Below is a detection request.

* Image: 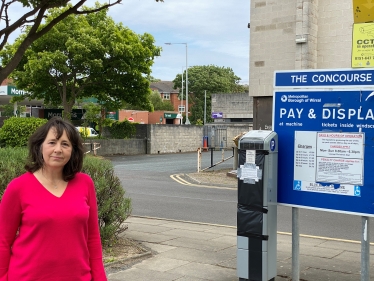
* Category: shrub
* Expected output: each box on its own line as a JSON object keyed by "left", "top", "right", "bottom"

{"left": 107, "top": 120, "right": 136, "bottom": 139}
{"left": 0, "top": 148, "right": 131, "bottom": 247}
{"left": 0, "top": 117, "right": 47, "bottom": 147}
{"left": 0, "top": 147, "right": 28, "bottom": 198}
{"left": 82, "top": 155, "right": 132, "bottom": 246}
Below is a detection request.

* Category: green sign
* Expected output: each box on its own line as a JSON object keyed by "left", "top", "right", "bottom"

{"left": 106, "top": 111, "right": 118, "bottom": 120}
{"left": 44, "top": 109, "right": 85, "bottom": 120}
{"left": 164, "top": 113, "right": 178, "bottom": 119}
{"left": 8, "top": 86, "right": 28, "bottom": 96}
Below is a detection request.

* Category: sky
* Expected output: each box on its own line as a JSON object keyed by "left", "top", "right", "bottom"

{"left": 4, "top": 0, "right": 250, "bottom": 84}
{"left": 95, "top": 0, "right": 250, "bottom": 84}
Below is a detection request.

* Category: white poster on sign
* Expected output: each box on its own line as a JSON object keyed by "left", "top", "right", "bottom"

{"left": 294, "top": 131, "right": 365, "bottom": 196}
{"left": 316, "top": 132, "right": 364, "bottom": 185}
{"left": 294, "top": 131, "right": 317, "bottom": 182}
{"left": 246, "top": 150, "right": 256, "bottom": 164}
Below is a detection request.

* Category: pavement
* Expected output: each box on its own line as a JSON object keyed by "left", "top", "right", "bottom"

{"left": 107, "top": 172, "right": 374, "bottom": 281}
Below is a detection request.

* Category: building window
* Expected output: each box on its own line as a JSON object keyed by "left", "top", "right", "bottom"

{"left": 178, "top": 105, "right": 185, "bottom": 112}
{"left": 162, "top": 93, "right": 170, "bottom": 100}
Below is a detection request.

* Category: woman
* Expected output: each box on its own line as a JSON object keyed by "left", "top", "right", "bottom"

{"left": 0, "top": 117, "right": 107, "bottom": 281}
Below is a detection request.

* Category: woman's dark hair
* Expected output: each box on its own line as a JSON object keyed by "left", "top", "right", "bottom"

{"left": 25, "top": 116, "right": 84, "bottom": 181}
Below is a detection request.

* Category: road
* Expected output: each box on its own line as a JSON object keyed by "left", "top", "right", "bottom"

{"left": 106, "top": 151, "right": 374, "bottom": 242}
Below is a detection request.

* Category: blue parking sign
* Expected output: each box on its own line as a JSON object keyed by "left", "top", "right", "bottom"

{"left": 274, "top": 69, "right": 374, "bottom": 216}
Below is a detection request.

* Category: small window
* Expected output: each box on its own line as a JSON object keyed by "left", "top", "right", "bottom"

{"left": 178, "top": 105, "right": 185, "bottom": 112}
{"left": 163, "top": 93, "right": 170, "bottom": 100}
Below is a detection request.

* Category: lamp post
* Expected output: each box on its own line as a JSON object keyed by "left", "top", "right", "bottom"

{"left": 181, "top": 66, "right": 184, "bottom": 124}
{"left": 165, "top": 42, "right": 190, "bottom": 124}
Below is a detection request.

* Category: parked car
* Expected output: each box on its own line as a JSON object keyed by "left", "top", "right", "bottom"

{"left": 76, "top": 126, "right": 99, "bottom": 137}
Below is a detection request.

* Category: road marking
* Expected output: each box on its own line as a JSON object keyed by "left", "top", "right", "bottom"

{"left": 170, "top": 174, "right": 237, "bottom": 190}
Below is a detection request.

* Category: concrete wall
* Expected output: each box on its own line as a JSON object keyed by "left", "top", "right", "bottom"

{"left": 227, "top": 125, "right": 252, "bottom": 146}
{"left": 84, "top": 139, "right": 146, "bottom": 156}
{"left": 250, "top": 0, "right": 298, "bottom": 98}
{"left": 85, "top": 124, "right": 253, "bottom": 156}
{"left": 250, "top": 0, "right": 353, "bottom": 98}
{"left": 249, "top": 0, "right": 353, "bottom": 129}
{"left": 147, "top": 124, "right": 203, "bottom": 154}
{"left": 211, "top": 93, "right": 253, "bottom": 120}
{"left": 317, "top": 1, "right": 352, "bottom": 68}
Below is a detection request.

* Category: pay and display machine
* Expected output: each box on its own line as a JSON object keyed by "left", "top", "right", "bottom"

{"left": 237, "top": 130, "right": 278, "bottom": 281}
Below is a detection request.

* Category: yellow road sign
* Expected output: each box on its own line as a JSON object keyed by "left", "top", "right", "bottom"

{"left": 353, "top": 0, "right": 374, "bottom": 23}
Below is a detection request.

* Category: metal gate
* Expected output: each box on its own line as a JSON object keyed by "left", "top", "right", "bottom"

{"left": 204, "top": 125, "right": 227, "bottom": 149}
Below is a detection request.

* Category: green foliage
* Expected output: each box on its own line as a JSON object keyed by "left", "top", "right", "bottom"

{"left": 2, "top": 4, "right": 161, "bottom": 120}
{"left": 0, "top": 147, "right": 28, "bottom": 198}
{"left": 82, "top": 103, "right": 113, "bottom": 137}
{"left": 0, "top": 117, "right": 47, "bottom": 147}
{"left": 0, "top": 0, "right": 127, "bottom": 84}
{"left": 0, "top": 104, "right": 26, "bottom": 117}
{"left": 149, "top": 90, "right": 175, "bottom": 111}
{"left": 82, "top": 155, "right": 131, "bottom": 246}
{"left": 146, "top": 74, "right": 161, "bottom": 82}
{"left": 0, "top": 148, "right": 131, "bottom": 247}
{"left": 107, "top": 120, "right": 136, "bottom": 139}
{"left": 173, "top": 65, "right": 246, "bottom": 124}
{"left": 195, "top": 119, "right": 203, "bottom": 126}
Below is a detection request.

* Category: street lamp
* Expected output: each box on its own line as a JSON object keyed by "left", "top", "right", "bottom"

{"left": 165, "top": 42, "right": 190, "bottom": 124}
{"left": 181, "top": 66, "right": 184, "bottom": 124}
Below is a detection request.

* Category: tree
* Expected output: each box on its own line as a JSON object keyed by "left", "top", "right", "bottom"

{"left": 82, "top": 102, "right": 113, "bottom": 137}
{"left": 0, "top": 0, "right": 163, "bottom": 83}
{"left": 0, "top": 103, "right": 26, "bottom": 117}
{"left": 173, "top": 65, "right": 247, "bottom": 124}
{"left": 1, "top": 4, "right": 161, "bottom": 120}
{"left": 149, "top": 90, "right": 175, "bottom": 111}
{"left": 146, "top": 74, "right": 161, "bottom": 82}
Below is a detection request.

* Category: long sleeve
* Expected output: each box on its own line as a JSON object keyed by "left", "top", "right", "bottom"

{"left": 0, "top": 182, "right": 22, "bottom": 281}
{"left": 87, "top": 178, "right": 107, "bottom": 281}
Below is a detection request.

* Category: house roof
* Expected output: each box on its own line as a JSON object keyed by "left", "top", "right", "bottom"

{"left": 150, "top": 81, "right": 179, "bottom": 93}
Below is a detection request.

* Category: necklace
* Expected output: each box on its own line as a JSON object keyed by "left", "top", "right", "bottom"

{"left": 41, "top": 170, "right": 58, "bottom": 189}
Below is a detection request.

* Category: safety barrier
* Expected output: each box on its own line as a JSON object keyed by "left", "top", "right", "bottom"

{"left": 197, "top": 147, "right": 235, "bottom": 172}
{"left": 83, "top": 142, "right": 101, "bottom": 156}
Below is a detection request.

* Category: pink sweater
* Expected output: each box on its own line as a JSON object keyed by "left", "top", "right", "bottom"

{"left": 0, "top": 172, "right": 107, "bottom": 281}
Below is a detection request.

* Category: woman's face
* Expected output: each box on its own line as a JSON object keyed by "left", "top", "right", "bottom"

{"left": 41, "top": 128, "right": 72, "bottom": 170}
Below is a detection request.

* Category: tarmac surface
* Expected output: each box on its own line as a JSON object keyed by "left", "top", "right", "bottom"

{"left": 107, "top": 172, "right": 374, "bottom": 281}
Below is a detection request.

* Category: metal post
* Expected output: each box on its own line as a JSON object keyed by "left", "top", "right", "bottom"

{"left": 185, "top": 43, "right": 190, "bottom": 124}
{"left": 233, "top": 147, "right": 238, "bottom": 170}
{"left": 210, "top": 147, "right": 214, "bottom": 168}
{"left": 181, "top": 67, "right": 184, "bottom": 124}
{"left": 361, "top": 216, "right": 370, "bottom": 281}
{"left": 197, "top": 147, "right": 201, "bottom": 172}
{"left": 164, "top": 42, "right": 189, "bottom": 124}
{"left": 204, "top": 90, "right": 206, "bottom": 125}
{"left": 292, "top": 207, "right": 300, "bottom": 281}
